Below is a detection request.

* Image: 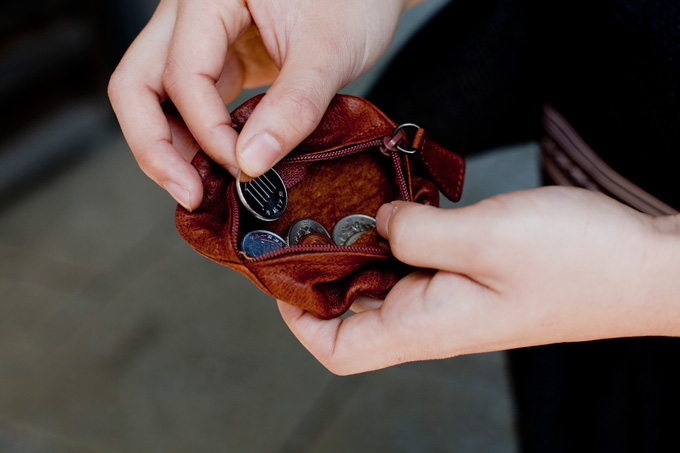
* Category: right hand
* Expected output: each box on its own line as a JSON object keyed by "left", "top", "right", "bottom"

{"left": 108, "top": 0, "right": 414, "bottom": 211}
{"left": 278, "top": 187, "right": 680, "bottom": 375}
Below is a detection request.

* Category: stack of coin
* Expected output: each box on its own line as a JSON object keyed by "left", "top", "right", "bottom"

{"left": 235, "top": 162, "right": 380, "bottom": 253}
{"left": 236, "top": 170, "right": 378, "bottom": 257}
{"left": 239, "top": 214, "right": 378, "bottom": 257}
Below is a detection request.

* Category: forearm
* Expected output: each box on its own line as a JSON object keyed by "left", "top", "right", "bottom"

{"left": 532, "top": 208, "right": 680, "bottom": 344}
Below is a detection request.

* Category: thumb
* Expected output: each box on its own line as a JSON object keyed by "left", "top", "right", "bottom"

{"left": 234, "top": 61, "right": 342, "bottom": 177}
{"left": 376, "top": 201, "right": 497, "bottom": 279}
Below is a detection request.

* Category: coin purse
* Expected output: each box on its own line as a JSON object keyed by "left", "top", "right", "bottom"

{"left": 175, "top": 94, "right": 465, "bottom": 319}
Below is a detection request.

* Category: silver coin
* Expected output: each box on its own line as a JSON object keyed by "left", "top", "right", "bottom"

{"left": 287, "top": 218, "right": 330, "bottom": 245}
{"left": 236, "top": 169, "right": 287, "bottom": 221}
{"left": 240, "top": 230, "right": 286, "bottom": 257}
{"left": 332, "top": 214, "right": 377, "bottom": 246}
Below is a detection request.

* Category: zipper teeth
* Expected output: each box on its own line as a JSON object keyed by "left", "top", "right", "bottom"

{"left": 283, "top": 139, "right": 384, "bottom": 163}
{"left": 392, "top": 152, "right": 411, "bottom": 201}
{"left": 248, "top": 243, "right": 391, "bottom": 263}
{"left": 229, "top": 184, "right": 241, "bottom": 251}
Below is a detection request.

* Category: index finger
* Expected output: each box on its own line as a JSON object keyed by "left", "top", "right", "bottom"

{"left": 109, "top": 1, "right": 204, "bottom": 210}
{"left": 162, "top": 1, "right": 251, "bottom": 172}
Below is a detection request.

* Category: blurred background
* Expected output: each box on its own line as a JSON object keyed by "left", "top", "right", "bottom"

{"left": 0, "top": 0, "right": 538, "bottom": 451}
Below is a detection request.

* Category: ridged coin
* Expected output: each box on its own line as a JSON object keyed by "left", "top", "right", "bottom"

{"left": 287, "top": 218, "right": 330, "bottom": 245}
{"left": 332, "top": 214, "right": 376, "bottom": 246}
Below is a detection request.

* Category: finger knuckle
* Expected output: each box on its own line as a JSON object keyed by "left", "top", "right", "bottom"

{"left": 134, "top": 145, "right": 166, "bottom": 180}
{"left": 275, "top": 87, "right": 327, "bottom": 137}
{"left": 388, "top": 205, "right": 419, "bottom": 261}
{"left": 161, "top": 62, "right": 183, "bottom": 96}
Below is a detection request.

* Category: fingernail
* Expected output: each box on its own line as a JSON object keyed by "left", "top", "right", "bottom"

{"left": 376, "top": 202, "right": 399, "bottom": 238}
{"left": 240, "top": 133, "right": 281, "bottom": 176}
{"left": 163, "top": 182, "right": 192, "bottom": 212}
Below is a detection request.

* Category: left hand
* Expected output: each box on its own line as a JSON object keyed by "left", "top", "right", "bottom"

{"left": 108, "top": 0, "right": 411, "bottom": 211}
{"left": 277, "top": 186, "right": 680, "bottom": 375}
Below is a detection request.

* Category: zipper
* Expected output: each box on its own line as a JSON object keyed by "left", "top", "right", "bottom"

{"left": 282, "top": 137, "right": 411, "bottom": 201}
{"left": 247, "top": 242, "right": 392, "bottom": 263}
{"left": 283, "top": 139, "right": 382, "bottom": 163}
{"left": 391, "top": 151, "right": 411, "bottom": 202}
{"left": 229, "top": 184, "right": 242, "bottom": 253}
{"left": 233, "top": 135, "right": 412, "bottom": 262}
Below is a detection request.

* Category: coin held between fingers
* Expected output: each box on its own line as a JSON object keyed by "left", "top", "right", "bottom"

{"left": 236, "top": 169, "right": 288, "bottom": 221}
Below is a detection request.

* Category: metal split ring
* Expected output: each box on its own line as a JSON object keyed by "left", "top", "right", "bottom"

{"left": 390, "top": 123, "right": 421, "bottom": 154}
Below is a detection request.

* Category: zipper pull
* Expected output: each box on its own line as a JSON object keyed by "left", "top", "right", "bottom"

{"left": 381, "top": 123, "right": 420, "bottom": 154}
{"left": 382, "top": 124, "right": 465, "bottom": 202}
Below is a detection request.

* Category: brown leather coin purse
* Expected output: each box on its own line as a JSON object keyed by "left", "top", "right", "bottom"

{"left": 175, "top": 94, "right": 465, "bottom": 319}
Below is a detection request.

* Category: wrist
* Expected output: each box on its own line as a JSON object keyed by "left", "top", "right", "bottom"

{"left": 631, "top": 213, "right": 680, "bottom": 337}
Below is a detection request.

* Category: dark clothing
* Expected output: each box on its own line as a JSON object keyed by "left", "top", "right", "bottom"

{"left": 369, "top": 0, "right": 680, "bottom": 206}
{"left": 509, "top": 338, "right": 680, "bottom": 452}
{"left": 368, "top": 1, "right": 680, "bottom": 451}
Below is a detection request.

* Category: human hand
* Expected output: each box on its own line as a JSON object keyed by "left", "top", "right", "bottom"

{"left": 278, "top": 186, "right": 680, "bottom": 375}
{"left": 108, "top": 0, "right": 412, "bottom": 211}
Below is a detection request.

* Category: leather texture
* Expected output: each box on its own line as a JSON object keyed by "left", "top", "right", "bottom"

{"left": 175, "top": 94, "right": 465, "bottom": 319}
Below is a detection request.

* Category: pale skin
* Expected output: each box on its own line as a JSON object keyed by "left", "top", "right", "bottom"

{"left": 108, "top": 0, "right": 417, "bottom": 210}
{"left": 279, "top": 190, "right": 680, "bottom": 374}
{"left": 109, "top": 0, "right": 680, "bottom": 376}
